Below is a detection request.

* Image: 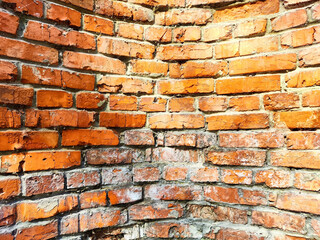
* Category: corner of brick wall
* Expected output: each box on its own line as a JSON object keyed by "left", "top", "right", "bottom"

{"left": 0, "top": 0, "right": 320, "bottom": 239}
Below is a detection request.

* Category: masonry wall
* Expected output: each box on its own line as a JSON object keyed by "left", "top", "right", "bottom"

{"left": 0, "top": 0, "right": 320, "bottom": 239}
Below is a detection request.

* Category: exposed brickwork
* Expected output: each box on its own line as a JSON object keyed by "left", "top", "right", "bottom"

{"left": 0, "top": 0, "right": 318, "bottom": 239}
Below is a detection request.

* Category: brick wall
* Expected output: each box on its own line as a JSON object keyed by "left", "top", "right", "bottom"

{"left": 0, "top": 0, "right": 320, "bottom": 239}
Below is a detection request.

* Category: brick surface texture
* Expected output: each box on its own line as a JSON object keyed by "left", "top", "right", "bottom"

{"left": 0, "top": 0, "right": 319, "bottom": 239}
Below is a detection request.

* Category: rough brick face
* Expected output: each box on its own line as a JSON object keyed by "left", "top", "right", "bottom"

{"left": 1, "top": 0, "right": 319, "bottom": 239}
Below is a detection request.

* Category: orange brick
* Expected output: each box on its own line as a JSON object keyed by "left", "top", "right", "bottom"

{"left": 109, "top": 95, "right": 137, "bottom": 111}
{"left": 287, "top": 132, "right": 320, "bottom": 149}
{"left": 0, "top": 60, "right": 17, "bottom": 81}
{"left": 239, "top": 36, "right": 279, "bottom": 56}
{"left": 229, "top": 96, "right": 260, "bottom": 111}
{"left": 190, "top": 167, "right": 219, "bottom": 182}
{"left": 84, "top": 14, "right": 114, "bottom": 35}
{"left": 46, "top": 3, "right": 81, "bottom": 27}
{"left": 155, "top": 9, "right": 212, "bottom": 26}
{"left": 164, "top": 167, "right": 188, "bottom": 181}
{"left": 59, "top": 0, "right": 93, "bottom": 10}
{"left": 2, "top": 0, "right": 43, "bottom": 17}
{"left": 285, "top": 68, "right": 320, "bottom": 88}
{"left": 216, "top": 75, "right": 280, "bottom": 94}
{"left": 80, "top": 191, "right": 106, "bottom": 209}
{"left": 312, "top": 3, "right": 320, "bottom": 20}
{"left": 0, "top": 151, "right": 81, "bottom": 173}
{"left": 207, "top": 113, "right": 269, "bottom": 130}
{"left": 263, "top": 93, "right": 299, "bottom": 110}
{"left": 62, "top": 129, "right": 119, "bottom": 147}
{"left": 229, "top": 53, "right": 296, "bottom": 75}
{"left": 215, "top": 228, "right": 264, "bottom": 240}
{"left": 145, "top": 27, "right": 172, "bottom": 43}
{"left": 0, "top": 107, "right": 21, "bottom": 129}
{"left": 215, "top": 42, "right": 239, "bottom": 59}
{"left": 159, "top": 78, "right": 214, "bottom": 95}
{"left": 173, "top": 26, "right": 201, "bottom": 42}
{"left": 129, "top": 203, "right": 183, "bottom": 220}
{"left": 294, "top": 172, "right": 320, "bottom": 192}
{"left": 199, "top": 97, "right": 228, "bottom": 112}
{"left": 117, "top": 22, "right": 144, "bottom": 40}
{"left": 139, "top": 97, "right": 167, "bottom": 112}
{"left": 130, "top": 60, "right": 168, "bottom": 76}
{"left": 100, "top": 112, "right": 146, "bottom": 128}
{"left": 16, "top": 221, "right": 58, "bottom": 240}
{"left": 0, "top": 131, "right": 58, "bottom": 151}
{"left": 272, "top": 9, "right": 307, "bottom": 32}
{"left": 108, "top": 186, "right": 142, "bottom": 205}
{"left": 169, "top": 98, "right": 195, "bottom": 112}
{"left": 202, "top": 25, "right": 232, "bottom": 42}
{"left": 156, "top": 44, "right": 213, "bottom": 60}
{"left": 0, "top": 11, "right": 19, "bottom": 34}
{"left": 149, "top": 114, "right": 205, "bottom": 129}
{"left": 234, "top": 19, "right": 267, "bottom": 38}
{"left": 97, "top": 37, "right": 155, "bottom": 59}
{"left": 67, "top": 169, "right": 100, "bottom": 189}
{"left": 0, "top": 177, "right": 20, "bottom": 200}
{"left": 274, "top": 110, "right": 320, "bottom": 129}
{"left": 299, "top": 46, "right": 320, "bottom": 67}
{"left": 76, "top": 92, "right": 105, "bottom": 109}
{"left": 129, "top": 0, "right": 185, "bottom": 7}
{"left": 255, "top": 170, "right": 291, "bottom": 188}
{"left": 37, "top": 90, "right": 73, "bottom": 108}
{"left": 221, "top": 169, "right": 252, "bottom": 185}
{"left": 0, "top": 84, "right": 33, "bottom": 106}
{"left": 281, "top": 28, "right": 314, "bottom": 48}
{"left": 270, "top": 151, "right": 320, "bottom": 169}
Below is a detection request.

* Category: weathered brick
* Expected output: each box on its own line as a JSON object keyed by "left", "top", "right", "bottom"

{"left": 130, "top": 59, "right": 168, "bottom": 77}
{"left": 0, "top": 84, "right": 33, "bottom": 106}
{"left": 145, "top": 27, "right": 172, "bottom": 43}
{"left": 199, "top": 97, "right": 228, "bottom": 112}
{"left": 0, "top": 176, "right": 20, "bottom": 200}
{"left": 124, "top": 130, "right": 154, "bottom": 145}
{"left": 145, "top": 222, "right": 202, "bottom": 238}
{"left": 46, "top": 3, "right": 81, "bottom": 27}
{"left": 16, "top": 221, "right": 58, "bottom": 240}
{"left": 281, "top": 27, "right": 314, "bottom": 48}
{"left": 206, "top": 113, "right": 269, "bottom": 130}
{"left": 294, "top": 171, "right": 320, "bottom": 191}
{"left": 302, "top": 90, "right": 320, "bottom": 107}
{"left": 58, "top": 0, "right": 94, "bottom": 10}
{"left": 133, "top": 167, "right": 160, "bottom": 182}
{"left": 190, "top": 167, "right": 219, "bottom": 182}
{"left": 165, "top": 132, "right": 216, "bottom": 148}
{"left": 129, "top": 203, "right": 183, "bottom": 220}
{"left": 76, "top": 92, "right": 105, "bottom": 109}
{"left": 149, "top": 147, "right": 199, "bottom": 162}
{"left": 117, "top": 22, "right": 144, "bottom": 40}
{"left": 80, "top": 190, "right": 107, "bottom": 209}
{"left": 215, "top": 228, "right": 265, "bottom": 240}
{"left": 0, "top": 11, "right": 19, "bottom": 34}
{"left": 129, "top": 0, "right": 185, "bottom": 7}
{"left": 67, "top": 169, "right": 100, "bottom": 189}
{"left": 102, "top": 167, "right": 132, "bottom": 185}
{"left": 299, "top": 46, "right": 320, "bottom": 67}
{"left": 0, "top": 107, "right": 21, "bottom": 129}
{"left": 156, "top": 44, "right": 213, "bottom": 60}
{"left": 173, "top": 26, "right": 201, "bottom": 42}
{"left": 1, "top": 151, "right": 80, "bottom": 173}
{"left": 0, "top": 205, "right": 16, "bottom": 227}
{"left": 229, "top": 96, "right": 260, "bottom": 111}
{"left": 62, "top": 129, "right": 119, "bottom": 146}
{"left": 0, "top": 60, "right": 17, "bottom": 81}
{"left": 37, "top": 90, "right": 73, "bottom": 108}
{"left": 60, "top": 214, "right": 78, "bottom": 235}
{"left": 263, "top": 93, "right": 299, "bottom": 110}
{"left": 139, "top": 97, "right": 167, "bottom": 112}
{"left": 287, "top": 132, "right": 320, "bottom": 149}
{"left": 169, "top": 97, "right": 195, "bottom": 112}
{"left": 255, "top": 170, "right": 291, "bottom": 188}
{"left": 206, "top": 150, "right": 266, "bottom": 166}
{"left": 100, "top": 112, "right": 146, "bottom": 128}
{"left": 159, "top": 78, "right": 214, "bottom": 94}
{"left": 272, "top": 9, "right": 307, "bottom": 32}
{"left": 234, "top": 19, "right": 267, "bottom": 38}
{"left": 109, "top": 95, "right": 138, "bottom": 111}
{"left": 2, "top": 0, "right": 43, "bottom": 17}
{"left": 285, "top": 68, "right": 320, "bottom": 88}
{"left": 149, "top": 114, "right": 205, "bottom": 129}
{"left": 108, "top": 186, "right": 142, "bottom": 205}
{"left": 164, "top": 167, "right": 188, "bottom": 181}
{"left": 274, "top": 110, "right": 320, "bottom": 129}
{"left": 221, "top": 169, "right": 252, "bottom": 185}
{"left": 270, "top": 151, "right": 320, "bottom": 169}
{"left": 84, "top": 14, "right": 114, "bottom": 35}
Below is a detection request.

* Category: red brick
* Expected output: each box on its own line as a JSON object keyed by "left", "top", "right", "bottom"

{"left": 2, "top": 0, "right": 43, "bottom": 17}
{"left": 270, "top": 151, "right": 320, "bottom": 169}
{"left": 216, "top": 75, "right": 280, "bottom": 94}
{"left": 275, "top": 192, "right": 320, "bottom": 215}
{"left": 17, "top": 195, "right": 78, "bottom": 221}
{"left": 150, "top": 148, "right": 199, "bottom": 163}
{"left": 281, "top": 27, "right": 314, "bottom": 48}
{"left": 149, "top": 114, "right": 205, "bottom": 129}
{"left": 156, "top": 44, "right": 213, "bottom": 60}
{"left": 169, "top": 97, "right": 195, "bottom": 112}
{"left": 145, "top": 184, "right": 201, "bottom": 201}
{"left": 124, "top": 130, "right": 154, "bottom": 146}
{"left": 234, "top": 19, "right": 267, "bottom": 38}
{"left": 79, "top": 208, "right": 127, "bottom": 232}
{"left": 67, "top": 169, "right": 100, "bottom": 189}
{"left": 221, "top": 169, "right": 252, "bottom": 185}
{"left": 145, "top": 27, "right": 172, "bottom": 43}
{"left": 129, "top": 203, "right": 183, "bottom": 220}
{"left": 294, "top": 172, "right": 320, "bottom": 191}
{"left": 285, "top": 68, "right": 320, "bottom": 88}
{"left": 0, "top": 205, "right": 16, "bottom": 227}
{"left": 0, "top": 107, "right": 21, "bottom": 129}
{"left": 0, "top": 36, "right": 58, "bottom": 64}
{"left": 263, "top": 93, "right": 299, "bottom": 110}
{"left": 216, "top": 228, "right": 265, "bottom": 240}
{"left": 274, "top": 110, "right": 320, "bottom": 129}
{"left": 0, "top": 233, "right": 13, "bottom": 240}
{"left": 84, "top": 14, "right": 114, "bottom": 35}
{"left": 22, "top": 65, "right": 95, "bottom": 90}
{"left": 24, "top": 21, "right": 95, "bottom": 50}
{"left": 102, "top": 167, "right": 132, "bottom": 185}
{"left": 190, "top": 167, "right": 219, "bottom": 182}
{"left": 37, "top": 90, "right": 73, "bottom": 108}
{"left": 229, "top": 96, "right": 260, "bottom": 111}
{"left": 272, "top": 9, "right": 307, "bottom": 32}
{"left": 109, "top": 95, "right": 137, "bottom": 111}
{"left": 76, "top": 92, "right": 105, "bottom": 109}
{"left": 98, "top": 37, "right": 155, "bottom": 59}
{"left": 255, "top": 170, "right": 291, "bottom": 188}
{"left": 95, "top": 0, "right": 154, "bottom": 22}
{"left": 59, "top": 0, "right": 94, "bottom": 10}
{"left": 0, "top": 11, "right": 19, "bottom": 34}
{"left": 16, "top": 221, "right": 58, "bottom": 240}
{"left": 207, "top": 113, "right": 269, "bottom": 130}
{"left": 173, "top": 26, "right": 201, "bottom": 42}
{"left": 80, "top": 190, "right": 107, "bottom": 209}
{"left": 62, "top": 129, "right": 119, "bottom": 147}
{"left": 287, "top": 132, "right": 320, "bottom": 149}
{"left": 213, "top": 0, "right": 279, "bottom": 23}
{"left": 129, "top": 0, "right": 185, "bottom": 7}
{"left": 199, "top": 97, "right": 228, "bottom": 112}
{"left": 0, "top": 84, "right": 33, "bottom": 106}
{"left": 117, "top": 22, "right": 144, "bottom": 40}
{"left": 25, "top": 109, "right": 95, "bottom": 128}
{"left": 133, "top": 167, "right": 160, "bottom": 182}
{"left": 220, "top": 132, "right": 284, "bottom": 148}
{"left": 63, "top": 51, "right": 126, "bottom": 74}
{"left": 1, "top": 151, "right": 80, "bottom": 173}
{"left": 100, "top": 112, "right": 146, "bottom": 128}
{"left": 139, "top": 97, "right": 167, "bottom": 112}
{"left": 46, "top": 3, "right": 81, "bottom": 27}
{"left": 164, "top": 167, "right": 188, "bottom": 181}
{"left": 229, "top": 53, "right": 296, "bottom": 75}
{"left": 187, "top": 204, "right": 248, "bottom": 224}
{"left": 22, "top": 173, "right": 64, "bottom": 196}
{"left": 164, "top": 132, "right": 216, "bottom": 148}
{"left": 0, "top": 60, "right": 17, "bottom": 81}
{"left": 98, "top": 76, "right": 154, "bottom": 94}
{"left": 299, "top": 46, "right": 320, "bottom": 67}
{"left": 206, "top": 150, "right": 266, "bottom": 166}
{"left": 145, "top": 222, "right": 202, "bottom": 238}
{"left": 155, "top": 8, "right": 212, "bottom": 26}
{"left": 0, "top": 131, "right": 58, "bottom": 151}
{"left": 203, "top": 25, "right": 233, "bottom": 42}
{"left": 205, "top": 186, "right": 267, "bottom": 205}
{"left": 130, "top": 59, "right": 168, "bottom": 76}
{"left": 159, "top": 78, "right": 214, "bottom": 95}
{"left": 86, "top": 148, "right": 143, "bottom": 165}
{"left": 0, "top": 177, "right": 20, "bottom": 200}
{"left": 170, "top": 61, "right": 228, "bottom": 79}
{"left": 108, "top": 186, "right": 142, "bottom": 205}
